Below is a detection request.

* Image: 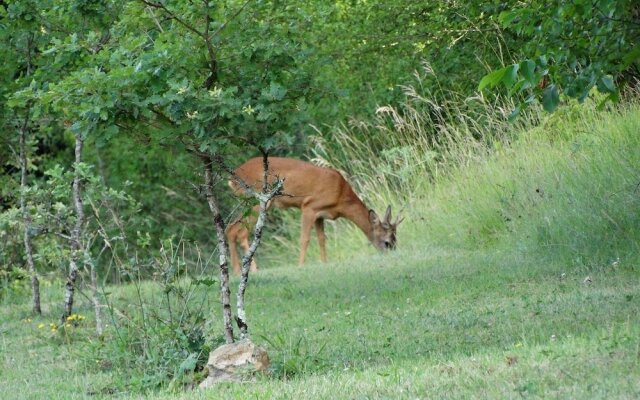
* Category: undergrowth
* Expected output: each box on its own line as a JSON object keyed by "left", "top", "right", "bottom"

{"left": 83, "top": 238, "right": 223, "bottom": 393}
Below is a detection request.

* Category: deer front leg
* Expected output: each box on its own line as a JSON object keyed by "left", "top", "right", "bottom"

{"left": 315, "top": 218, "right": 327, "bottom": 263}
{"left": 299, "top": 208, "right": 316, "bottom": 266}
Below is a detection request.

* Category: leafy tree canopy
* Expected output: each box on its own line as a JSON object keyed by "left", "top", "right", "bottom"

{"left": 479, "top": 0, "right": 640, "bottom": 115}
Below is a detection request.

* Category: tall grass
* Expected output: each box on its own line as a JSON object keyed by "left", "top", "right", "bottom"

{"left": 262, "top": 69, "right": 640, "bottom": 269}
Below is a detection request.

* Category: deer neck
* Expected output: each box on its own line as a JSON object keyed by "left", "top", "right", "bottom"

{"left": 341, "top": 196, "right": 374, "bottom": 243}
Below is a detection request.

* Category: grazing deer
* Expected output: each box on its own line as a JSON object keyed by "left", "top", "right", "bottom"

{"left": 226, "top": 157, "right": 402, "bottom": 273}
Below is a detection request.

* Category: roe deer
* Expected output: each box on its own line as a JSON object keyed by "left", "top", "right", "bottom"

{"left": 226, "top": 157, "right": 402, "bottom": 273}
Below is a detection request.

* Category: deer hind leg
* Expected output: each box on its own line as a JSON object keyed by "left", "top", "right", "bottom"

{"left": 315, "top": 218, "right": 327, "bottom": 263}
{"left": 298, "top": 208, "right": 316, "bottom": 266}
{"left": 239, "top": 235, "right": 258, "bottom": 272}
{"left": 226, "top": 204, "right": 261, "bottom": 275}
{"left": 226, "top": 223, "right": 242, "bottom": 275}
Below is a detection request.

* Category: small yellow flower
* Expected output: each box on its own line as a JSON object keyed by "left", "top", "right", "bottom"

{"left": 38, "top": 323, "right": 45, "bottom": 329}
{"left": 177, "top": 87, "right": 188, "bottom": 95}
{"left": 51, "top": 327, "right": 57, "bottom": 333}
{"left": 515, "top": 342, "right": 523, "bottom": 348}
{"left": 64, "top": 323, "right": 71, "bottom": 328}
{"left": 67, "top": 314, "right": 76, "bottom": 321}
{"left": 78, "top": 315, "right": 86, "bottom": 321}
{"left": 40, "top": 26, "right": 47, "bottom": 34}
{"left": 242, "top": 105, "right": 254, "bottom": 115}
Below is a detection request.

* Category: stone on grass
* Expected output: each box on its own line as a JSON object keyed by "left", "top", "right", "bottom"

{"left": 199, "top": 339, "right": 270, "bottom": 388}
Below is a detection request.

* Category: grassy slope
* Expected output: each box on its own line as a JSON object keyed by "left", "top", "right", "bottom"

{"left": 1, "top": 104, "right": 639, "bottom": 399}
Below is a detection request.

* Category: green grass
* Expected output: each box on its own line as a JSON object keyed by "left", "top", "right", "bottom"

{"left": 2, "top": 101, "right": 640, "bottom": 399}
{"left": 4, "top": 247, "right": 637, "bottom": 399}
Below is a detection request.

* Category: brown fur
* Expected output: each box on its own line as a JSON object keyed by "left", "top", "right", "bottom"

{"left": 226, "top": 157, "right": 401, "bottom": 273}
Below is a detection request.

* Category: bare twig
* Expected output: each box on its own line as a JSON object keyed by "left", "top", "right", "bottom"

{"left": 145, "top": 6, "right": 165, "bottom": 33}
{"left": 139, "top": 0, "right": 205, "bottom": 39}
{"left": 212, "top": 0, "right": 254, "bottom": 37}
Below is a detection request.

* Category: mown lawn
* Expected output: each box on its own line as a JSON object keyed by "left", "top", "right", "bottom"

{"left": 2, "top": 243, "right": 638, "bottom": 399}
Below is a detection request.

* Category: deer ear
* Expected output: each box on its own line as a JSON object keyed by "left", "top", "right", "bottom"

{"left": 384, "top": 205, "right": 392, "bottom": 223}
{"left": 369, "top": 209, "right": 380, "bottom": 225}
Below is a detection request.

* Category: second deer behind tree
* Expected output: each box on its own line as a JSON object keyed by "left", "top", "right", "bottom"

{"left": 226, "top": 157, "right": 402, "bottom": 274}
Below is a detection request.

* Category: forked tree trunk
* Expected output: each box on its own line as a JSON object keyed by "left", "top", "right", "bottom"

{"left": 201, "top": 155, "right": 234, "bottom": 344}
{"left": 19, "top": 113, "right": 41, "bottom": 315}
{"left": 62, "top": 134, "right": 85, "bottom": 323}
{"left": 235, "top": 154, "right": 282, "bottom": 339}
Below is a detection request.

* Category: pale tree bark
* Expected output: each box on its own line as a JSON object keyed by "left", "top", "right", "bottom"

{"left": 62, "top": 134, "right": 85, "bottom": 323}
{"left": 19, "top": 110, "right": 41, "bottom": 315}
{"left": 201, "top": 154, "right": 234, "bottom": 343}
{"left": 235, "top": 153, "right": 283, "bottom": 339}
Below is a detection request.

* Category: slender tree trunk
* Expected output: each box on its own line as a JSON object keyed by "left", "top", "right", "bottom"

{"left": 62, "top": 134, "right": 85, "bottom": 323}
{"left": 235, "top": 154, "right": 282, "bottom": 339}
{"left": 19, "top": 113, "right": 41, "bottom": 315}
{"left": 201, "top": 155, "right": 234, "bottom": 344}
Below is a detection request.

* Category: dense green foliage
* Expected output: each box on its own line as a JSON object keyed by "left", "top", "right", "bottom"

{"left": 480, "top": 0, "right": 640, "bottom": 114}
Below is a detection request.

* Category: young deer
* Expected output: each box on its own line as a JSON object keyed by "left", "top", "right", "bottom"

{"left": 226, "top": 157, "right": 402, "bottom": 274}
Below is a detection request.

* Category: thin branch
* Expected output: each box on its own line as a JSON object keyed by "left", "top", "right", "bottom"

{"left": 139, "top": 0, "right": 205, "bottom": 39}
{"left": 212, "top": 0, "right": 254, "bottom": 37}
{"left": 145, "top": 6, "right": 165, "bottom": 33}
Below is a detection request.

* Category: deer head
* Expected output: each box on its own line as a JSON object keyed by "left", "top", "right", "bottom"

{"left": 368, "top": 205, "right": 403, "bottom": 251}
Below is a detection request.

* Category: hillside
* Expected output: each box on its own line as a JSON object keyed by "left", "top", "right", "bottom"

{"left": 1, "top": 103, "right": 639, "bottom": 399}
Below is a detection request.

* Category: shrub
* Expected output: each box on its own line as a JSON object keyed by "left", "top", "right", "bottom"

{"left": 84, "top": 238, "right": 222, "bottom": 392}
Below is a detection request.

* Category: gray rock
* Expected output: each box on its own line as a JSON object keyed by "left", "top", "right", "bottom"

{"left": 199, "top": 339, "right": 270, "bottom": 388}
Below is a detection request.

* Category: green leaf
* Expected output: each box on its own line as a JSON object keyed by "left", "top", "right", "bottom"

{"left": 502, "top": 64, "right": 520, "bottom": 89}
{"left": 597, "top": 75, "right": 615, "bottom": 93}
{"left": 597, "top": 90, "right": 620, "bottom": 110}
{"left": 542, "top": 84, "right": 560, "bottom": 112}
{"left": 478, "top": 66, "right": 508, "bottom": 91}
{"left": 178, "top": 353, "right": 198, "bottom": 373}
{"left": 508, "top": 106, "right": 521, "bottom": 122}
{"left": 268, "top": 82, "right": 287, "bottom": 100}
{"left": 498, "top": 11, "right": 518, "bottom": 27}
{"left": 520, "top": 60, "right": 536, "bottom": 86}
{"left": 621, "top": 45, "right": 640, "bottom": 69}
{"left": 538, "top": 55, "right": 547, "bottom": 67}
{"left": 103, "top": 124, "right": 119, "bottom": 137}
{"left": 194, "top": 278, "right": 217, "bottom": 287}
